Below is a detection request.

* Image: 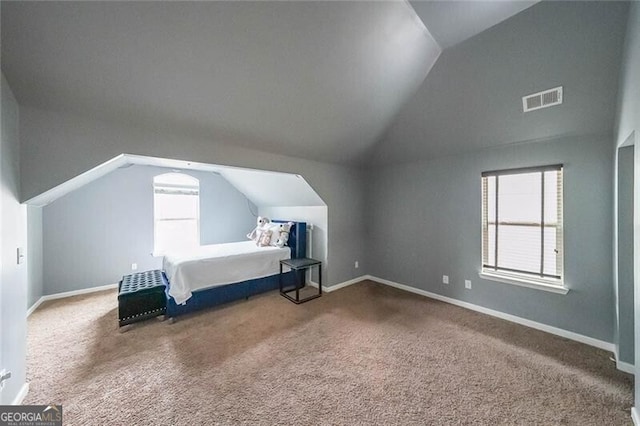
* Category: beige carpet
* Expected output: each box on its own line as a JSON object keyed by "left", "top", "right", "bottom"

{"left": 26, "top": 281, "right": 632, "bottom": 425}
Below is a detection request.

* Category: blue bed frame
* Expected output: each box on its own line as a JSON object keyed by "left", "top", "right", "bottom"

{"left": 165, "top": 221, "right": 307, "bottom": 319}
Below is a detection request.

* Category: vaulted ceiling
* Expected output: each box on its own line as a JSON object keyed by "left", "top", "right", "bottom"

{"left": 409, "top": 1, "right": 537, "bottom": 49}
{"left": 1, "top": 1, "right": 628, "bottom": 167}
{"left": 368, "top": 1, "right": 630, "bottom": 164}
{"left": 2, "top": 1, "right": 439, "bottom": 165}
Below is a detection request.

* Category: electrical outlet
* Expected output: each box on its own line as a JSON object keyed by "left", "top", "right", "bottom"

{"left": 442, "top": 275, "right": 449, "bottom": 284}
{"left": 354, "top": 261, "right": 359, "bottom": 269}
{"left": 131, "top": 263, "right": 138, "bottom": 271}
{"left": 465, "top": 280, "right": 472, "bottom": 289}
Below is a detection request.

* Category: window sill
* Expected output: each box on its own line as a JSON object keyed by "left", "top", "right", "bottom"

{"left": 479, "top": 271, "right": 569, "bottom": 295}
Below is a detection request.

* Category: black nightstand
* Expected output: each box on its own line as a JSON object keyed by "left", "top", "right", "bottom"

{"left": 279, "top": 257, "right": 322, "bottom": 304}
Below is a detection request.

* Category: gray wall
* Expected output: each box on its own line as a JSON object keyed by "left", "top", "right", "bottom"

{"left": 0, "top": 74, "right": 28, "bottom": 404}
{"left": 20, "top": 106, "right": 367, "bottom": 287}
{"left": 42, "top": 165, "right": 256, "bottom": 295}
{"left": 27, "top": 205, "right": 43, "bottom": 308}
{"left": 366, "top": 134, "right": 614, "bottom": 342}
{"left": 613, "top": 1, "right": 640, "bottom": 412}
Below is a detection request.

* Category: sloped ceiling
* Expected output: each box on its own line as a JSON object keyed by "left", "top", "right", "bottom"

{"left": 367, "top": 1, "right": 630, "bottom": 165}
{"left": 25, "top": 154, "right": 325, "bottom": 208}
{"left": 1, "top": 1, "right": 629, "bottom": 170}
{"left": 1, "top": 1, "right": 439, "bottom": 165}
{"left": 220, "top": 168, "right": 325, "bottom": 208}
{"left": 410, "top": 1, "right": 538, "bottom": 49}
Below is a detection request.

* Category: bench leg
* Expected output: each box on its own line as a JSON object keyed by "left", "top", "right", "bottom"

{"left": 119, "top": 324, "right": 132, "bottom": 333}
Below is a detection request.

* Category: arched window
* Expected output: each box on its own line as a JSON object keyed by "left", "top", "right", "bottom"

{"left": 153, "top": 173, "right": 200, "bottom": 255}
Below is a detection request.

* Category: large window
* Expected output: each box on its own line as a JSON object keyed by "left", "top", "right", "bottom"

{"left": 153, "top": 173, "right": 200, "bottom": 255}
{"left": 481, "top": 165, "right": 564, "bottom": 291}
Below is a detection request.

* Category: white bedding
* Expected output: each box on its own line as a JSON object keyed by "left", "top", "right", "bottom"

{"left": 163, "top": 241, "right": 291, "bottom": 305}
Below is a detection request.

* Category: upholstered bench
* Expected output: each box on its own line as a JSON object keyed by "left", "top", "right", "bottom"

{"left": 118, "top": 270, "right": 167, "bottom": 329}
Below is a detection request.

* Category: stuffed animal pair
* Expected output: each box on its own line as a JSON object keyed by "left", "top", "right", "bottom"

{"left": 247, "top": 217, "right": 293, "bottom": 248}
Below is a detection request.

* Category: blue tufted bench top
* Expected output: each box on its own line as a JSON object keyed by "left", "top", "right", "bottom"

{"left": 119, "top": 270, "right": 166, "bottom": 296}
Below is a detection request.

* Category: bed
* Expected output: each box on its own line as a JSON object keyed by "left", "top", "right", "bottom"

{"left": 163, "top": 220, "right": 306, "bottom": 319}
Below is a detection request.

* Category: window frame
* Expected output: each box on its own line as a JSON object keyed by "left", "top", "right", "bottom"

{"left": 152, "top": 173, "right": 201, "bottom": 256}
{"left": 479, "top": 164, "right": 568, "bottom": 294}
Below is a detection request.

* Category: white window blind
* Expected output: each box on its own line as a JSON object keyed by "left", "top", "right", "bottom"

{"left": 153, "top": 173, "right": 200, "bottom": 255}
{"left": 481, "top": 165, "right": 563, "bottom": 284}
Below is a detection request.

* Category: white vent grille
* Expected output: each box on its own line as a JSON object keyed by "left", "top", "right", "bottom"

{"left": 522, "top": 86, "right": 563, "bottom": 112}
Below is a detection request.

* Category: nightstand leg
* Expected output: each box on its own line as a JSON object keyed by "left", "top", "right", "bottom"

{"left": 279, "top": 259, "right": 322, "bottom": 304}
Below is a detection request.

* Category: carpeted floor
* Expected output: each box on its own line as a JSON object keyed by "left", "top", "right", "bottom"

{"left": 26, "top": 280, "right": 632, "bottom": 425}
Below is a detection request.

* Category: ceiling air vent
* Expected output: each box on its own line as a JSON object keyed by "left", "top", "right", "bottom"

{"left": 522, "top": 86, "right": 563, "bottom": 112}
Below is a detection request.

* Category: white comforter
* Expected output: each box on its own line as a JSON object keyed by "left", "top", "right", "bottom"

{"left": 163, "top": 241, "right": 291, "bottom": 305}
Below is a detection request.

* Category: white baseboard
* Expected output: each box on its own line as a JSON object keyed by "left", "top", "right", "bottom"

{"left": 11, "top": 383, "right": 29, "bottom": 405}
{"left": 308, "top": 275, "right": 368, "bottom": 293}
{"left": 361, "top": 275, "right": 615, "bottom": 353}
{"left": 632, "top": 407, "right": 640, "bottom": 426}
{"left": 612, "top": 346, "right": 635, "bottom": 375}
{"left": 27, "top": 283, "right": 118, "bottom": 317}
{"left": 617, "top": 360, "right": 635, "bottom": 375}
{"left": 26, "top": 298, "right": 45, "bottom": 317}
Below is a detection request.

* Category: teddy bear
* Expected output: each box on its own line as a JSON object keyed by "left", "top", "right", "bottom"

{"left": 274, "top": 222, "right": 293, "bottom": 248}
{"left": 247, "top": 216, "right": 270, "bottom": 242}
{"left": 275, "top": 232, "right": 289, "bottom": 248}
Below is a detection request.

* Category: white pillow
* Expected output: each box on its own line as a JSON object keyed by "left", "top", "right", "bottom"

{"left": 257, "top": 229, "right": 273, "bottom": 247}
